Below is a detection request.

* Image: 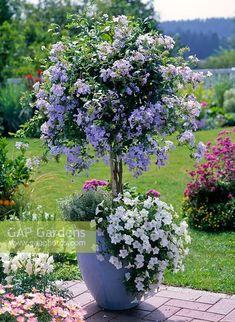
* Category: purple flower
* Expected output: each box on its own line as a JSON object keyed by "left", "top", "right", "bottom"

{"left": 74, "top": 79, "right": 91, "bottom": 96}
{"left": 146, "top": 189, "right": 161, "bottom": 198}
{"left": 83, "top": 179, "right": 109, "bottom": 192}
{"left": 178, "top": 130, "right": 195, "bottom": 146}
{"left": 50, "top": 84, "right": 65, "bottom": 97}
{"left": 194, "top": 142, "right": 206, "bottom": 162}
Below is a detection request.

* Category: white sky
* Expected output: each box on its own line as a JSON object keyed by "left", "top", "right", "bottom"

{"left": 155, "top": 0, "right": 235, "bottom": 21}
{"left": 28, "top": 0, "right": 235, "bottom": 21}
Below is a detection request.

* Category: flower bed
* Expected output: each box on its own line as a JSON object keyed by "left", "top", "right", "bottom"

{"left": 183, "top": 128, "right": 235, "bottom": 231}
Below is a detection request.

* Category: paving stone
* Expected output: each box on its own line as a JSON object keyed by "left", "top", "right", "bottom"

{"left": 68, "top": 282, "right": 88, "bottom": 297}
{"left": 144, "top": 305, "right": 181, "bottom": 321}
{"left": 83, "top": 301, "right": 101, "bottom": 319}
{"left": 85, "top": 311, "right": 118, "bottom": 321}
{"left": 220, "top": 309, "right": 235, "bottom": 322}
{"left": 176, "top": 308, "right": 223, "bottom": 321}
{"left": 137, "top": 296, "right": 170, "bottom": 311}
{"left": 63, "top": 280, "right": 79, "bottom": 288}
{"left": 207, "top": 298, "right": 235, "bottom": 315}
{"left": 71, "top": 291, "right": 94, "bottom": 306}
{"left": 196, "top": 294, "right": 221, "bottom": 305}
{"left": 166, "top": 315, "right": 193, "bottom": 322}
{"left": 157, "top": 290, "right": 201, "bottom": 301}
{"left": 111, "top": 315, "right": 144, "bottom": 322}
{"left": 166, "top": 299, "right": 211, "bottom": 311}
{"left": 116, "top": 308, "right": 150, "bottom": 319}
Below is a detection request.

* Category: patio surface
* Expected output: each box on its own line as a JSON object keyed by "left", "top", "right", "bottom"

{"left": 65, "top": 280, "right": 235, "bottom": 322}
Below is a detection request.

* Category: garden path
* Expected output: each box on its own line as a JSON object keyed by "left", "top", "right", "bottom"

{"left": 65, "top": 281, "right": 235, "bottom": 321}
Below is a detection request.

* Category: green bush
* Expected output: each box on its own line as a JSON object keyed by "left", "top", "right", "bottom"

{"left": 213, "top": 76, "right": 233, "bottom": 108}
{"left": 59, "top": 188, "right": 112, "bottom": 221}
{"left": 223, "top": 88, "right": 235, "bottom": 113}
{"left": 183, "top": 187, "right": 235, "bottom": 231}
{"left": 0, "top": 83, "right": 32, "bottom": 135}
{"left": 0, "top": 138, "right": 33, "bottom": 220}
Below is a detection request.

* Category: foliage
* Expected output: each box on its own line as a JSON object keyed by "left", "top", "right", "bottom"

{"left": 0, "top": 83, "right": 32, "bottom": 135}
{"left": 0, "top": 0, "right": 22, "bottom": 25}
{"left": 30, "top": 14, "right": 206, "bottom": 196}
{"left": 201, "top": 49, "right": 235, "bottom": 69}
{"left": 224, "top": 88, "right": 235, "bottom": 113}
{"left": 183, "top": 129, "right": 235, "bottom": 231}
{"left": 59, "top": 187, "right": 112, "bottom": 221}
{"left": 94, "top": 0, "right": 157, "bottom": 29}
{"left": 0, "top": 284, "right": 85, "bottom": 321}
{"left": 95, "top": 187, "right": 190, "bottom": 293}
{"left": 0, "top": 0, "right": 82, "bottom": 81}
{"left": 213, "top": 75, "right": 233, "bottom": 108}
{"left": 0, "top": 139, "right": 34, "bottom": 220}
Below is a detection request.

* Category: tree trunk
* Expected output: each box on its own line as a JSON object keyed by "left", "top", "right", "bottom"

{"left": 110, "top": 153, "right": 123, "bottom": 197}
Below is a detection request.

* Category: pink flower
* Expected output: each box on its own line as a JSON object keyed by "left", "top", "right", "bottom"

{"left": 146, "top": 189, "right": 161, "bottom": 198}
{"left": 83, "top": 179, "right": 108, "bottom": 192}
{"left": 200, "top": 101, "right": 208, "bottom": 108}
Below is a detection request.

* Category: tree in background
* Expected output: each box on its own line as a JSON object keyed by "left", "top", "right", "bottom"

{"left": 94, "top": 0, "right": 157, "bottom": 29}
{"left": 0, "top": 0, "right": 158, "bottom": 82}
{"left": 0, "top": 0, "right": 22, "bottom": 25}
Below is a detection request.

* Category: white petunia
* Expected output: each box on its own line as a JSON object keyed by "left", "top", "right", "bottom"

{"left": 119, "top": 249, "right": 129, "bottom": 258}
{"left": 109, "top": 256, "right": 122, "bottom": 269}
{"left": 97, "top": 254, "right": 105, "bottom": 262}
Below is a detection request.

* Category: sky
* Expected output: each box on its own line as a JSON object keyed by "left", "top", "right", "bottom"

{"left": 155, "top": 0, "right": 235, "bottom": 21}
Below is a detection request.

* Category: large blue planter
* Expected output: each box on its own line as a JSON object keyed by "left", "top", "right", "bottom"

{"left": 77, "top": 235, "right": 142, "bottom": 310}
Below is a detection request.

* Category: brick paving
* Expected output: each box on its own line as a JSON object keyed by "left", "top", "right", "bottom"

{"left": 64, "top": 281, "right": 235, "bottom": 322}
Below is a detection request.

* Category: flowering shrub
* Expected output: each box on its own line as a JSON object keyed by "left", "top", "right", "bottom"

{"left": 95, "top": 188, "right": 190, "bottom": 294}
{"left": 0, "top": 253, "right": 69, "bottom": 297}
{"left": 0, "top": 285, "right": 85, "bottom": 321}
{"left": 31, "top": 14, "right": 205, "bottom": 196}
{"left": 183, "top": 129, "right": 235, "bottom": 231}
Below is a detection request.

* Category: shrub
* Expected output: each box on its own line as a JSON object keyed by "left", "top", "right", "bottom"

{"left": 59, "top": 185, "right": 113, "bottom": 221}
{"left": 213, "top": 76, "right": 233, "bottom": 108}
{"left": 0, "top": 83, "right": 32, "bottom": 135}
{"left": 183, "top": 129, "right": 235, "bottom": 231}
{"left": 0, "top": 138, "right": 35, "bottom": 220}
{"left": 224, "top": 88, "right": 235, "bottom": 113}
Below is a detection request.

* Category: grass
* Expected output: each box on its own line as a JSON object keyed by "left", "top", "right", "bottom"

{"left": 7, "top": 127, "right": 235, "bottom": 294}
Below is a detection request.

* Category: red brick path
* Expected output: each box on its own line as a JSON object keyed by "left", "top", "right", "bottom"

{"left": 65, "top": 281, "right": 235, "bottom": 322}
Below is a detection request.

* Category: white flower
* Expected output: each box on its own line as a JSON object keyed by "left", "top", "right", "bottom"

{"left": 124, "top": 219, "right": 134, "bottom": 230}
{"left": 147, "top": 257, "right": 159, "bottom": 270}
{"left": 5, "top": 276, "right": 13, "bottom": 284}
{"left": 143, "top": 198, "right": 152, "bottom": 209}
{"left": 123, "top": 234, "right": 133, "bottom": 245}
{"left": 109, "top": 256, "right": 122, "bottom": 269}
{"left": 96, "top": 254, "right": 105, "bottom": 262}
{"left": 125, "top": 272, "right": 131, "bottom": 281}
{"left": 119, "top": 249, "right": 128, "bottom": 258}
{"left": 25, "top": 262, "right": 33, "bottom": 275}
{"left": 160, "top": 238, "right": 169, "bottom": 247}
{"left": 135, "top": 254, "right": 144, "bottom": 268}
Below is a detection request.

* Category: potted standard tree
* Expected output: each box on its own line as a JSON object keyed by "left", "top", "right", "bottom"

{"left": 31, "top": 14, "right": 207, "bottom": 310}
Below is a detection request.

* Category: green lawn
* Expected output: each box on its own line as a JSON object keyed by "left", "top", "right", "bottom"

{"left": 7, "top": 127, "right": 235, "bottom": 294}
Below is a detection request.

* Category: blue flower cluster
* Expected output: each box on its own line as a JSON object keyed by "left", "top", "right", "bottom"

{"left": 35, "top": 15, "right": 206, "bottom": 176}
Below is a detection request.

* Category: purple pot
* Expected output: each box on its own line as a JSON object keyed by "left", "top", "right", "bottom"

{"left": 77, "top": 235, "right": 142, "bottom": 310}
